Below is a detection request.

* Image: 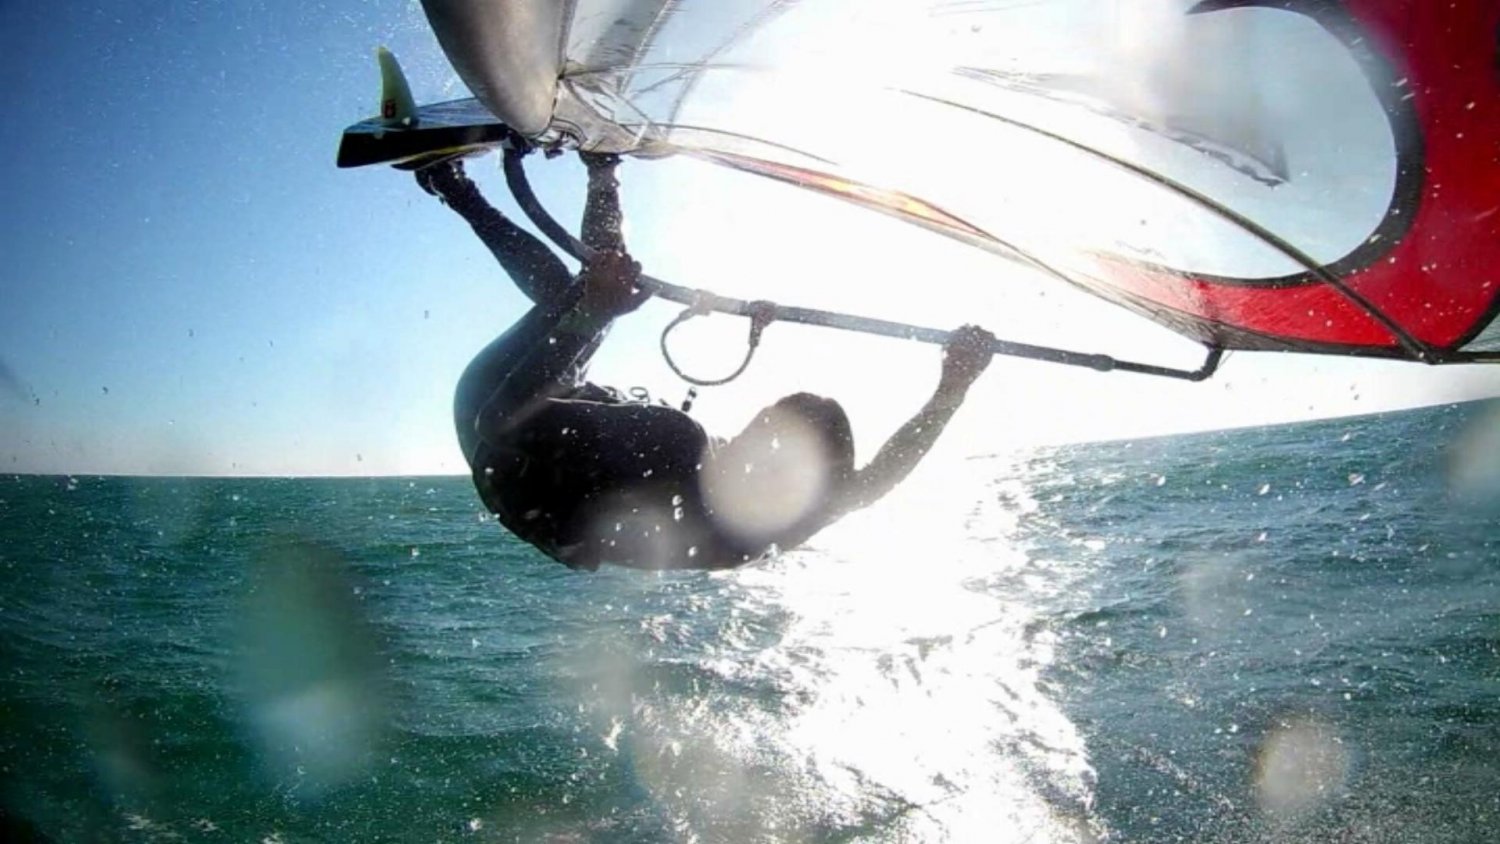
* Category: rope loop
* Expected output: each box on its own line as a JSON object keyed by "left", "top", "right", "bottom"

{"left": 660, "top": 298, "right": 780, "bottom": 387}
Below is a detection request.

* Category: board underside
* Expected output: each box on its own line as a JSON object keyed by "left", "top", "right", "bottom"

{"left": 337, "top": 98, "right": 511, "bottom": 169}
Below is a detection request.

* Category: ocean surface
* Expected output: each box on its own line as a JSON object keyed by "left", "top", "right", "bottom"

{"left": 1, "top": 400, "right": 1497, "bottom": 843}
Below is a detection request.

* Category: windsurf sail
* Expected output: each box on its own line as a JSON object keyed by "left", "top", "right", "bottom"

{"left": 345, "top": 0, "right": 1500, "bottom": 369}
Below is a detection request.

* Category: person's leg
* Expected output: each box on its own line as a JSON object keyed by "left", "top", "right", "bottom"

{"left": 452, "top": 304, "right": 555, "bottom": 465}
{"left": 417, "top": 158, "right": 574, "bottom": 306}
{"left": 457, "top": 284, "right": 616, "bottom": 467}
{"left": 579, "top": 153, "right": 625, "bottom": 255}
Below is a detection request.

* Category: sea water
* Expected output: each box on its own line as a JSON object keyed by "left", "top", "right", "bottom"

{"left": 1, "top": 401, "right": 1496, "bottom": 842}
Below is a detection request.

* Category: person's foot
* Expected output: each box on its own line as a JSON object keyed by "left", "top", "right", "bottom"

{"left": 414, "top": 158, "right": 472, "bottom": 200}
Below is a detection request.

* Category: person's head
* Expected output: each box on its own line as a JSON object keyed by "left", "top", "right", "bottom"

{"left": 761, "top": 392, "right": 856, "bottom": 479}
{"left": 700, "top": 393, "right": 855, "bottom": 546}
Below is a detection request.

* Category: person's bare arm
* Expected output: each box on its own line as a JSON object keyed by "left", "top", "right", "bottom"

{"left": 833, "top": 325, "right": 995, "bottom": 517}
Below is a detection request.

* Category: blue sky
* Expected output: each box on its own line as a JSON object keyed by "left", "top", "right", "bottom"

{"left": 0, "top": 0, "right": 534, "bottom": 475}
{"left": 2, "top": 0, "right": 1496, "bottom": 476}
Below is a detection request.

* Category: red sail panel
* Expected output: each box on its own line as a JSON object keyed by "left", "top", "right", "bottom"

{"left": 1098, "top": 0, "right": 1500, "bottom": 357}
{"left": 1085, "top": 260, "right": 1404, "bottom": 349}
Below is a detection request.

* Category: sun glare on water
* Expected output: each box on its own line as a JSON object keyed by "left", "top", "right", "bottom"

{"left": 558, "top": 454, "right": 1103, "bottom": 841}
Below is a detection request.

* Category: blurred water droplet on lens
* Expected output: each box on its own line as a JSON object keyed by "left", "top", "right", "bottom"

{"left": 233, "top": 541, "right": 389, "bottom": 797}
{"left": 1253, "top": 716, "right": 1349, "bottom": 821}
{"left": 1444, "top": 400, "right": 1500, "bottom": 513}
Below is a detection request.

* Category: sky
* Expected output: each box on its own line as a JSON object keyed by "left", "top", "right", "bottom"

{"left": 1, "top": 0, "right": 1496, "bottom": 477}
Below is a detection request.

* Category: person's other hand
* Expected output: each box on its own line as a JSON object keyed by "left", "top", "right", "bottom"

{"left": 580, "top": 151, "right": 622, "bottom": 172}
{"left": 939, "top": 324, "right": 996, "bottom": 394}
{"left": 578, "top": 249, "right": 648, "bottom": 318}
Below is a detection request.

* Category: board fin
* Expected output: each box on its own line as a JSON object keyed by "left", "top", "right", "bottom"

{"left": 377, "top": 47, "right": 417, "bottom": 128}
{"left": 337, "top": 48, "right": 515, "bottom": 169}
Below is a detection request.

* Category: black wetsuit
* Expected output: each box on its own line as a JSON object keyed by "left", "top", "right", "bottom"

{"left": 436, "top": 159, "right": 761, "bottom": 570}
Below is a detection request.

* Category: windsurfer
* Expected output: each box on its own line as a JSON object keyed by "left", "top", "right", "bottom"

{"left": 418, "top": 154, "right": 995, "bottom": 570}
